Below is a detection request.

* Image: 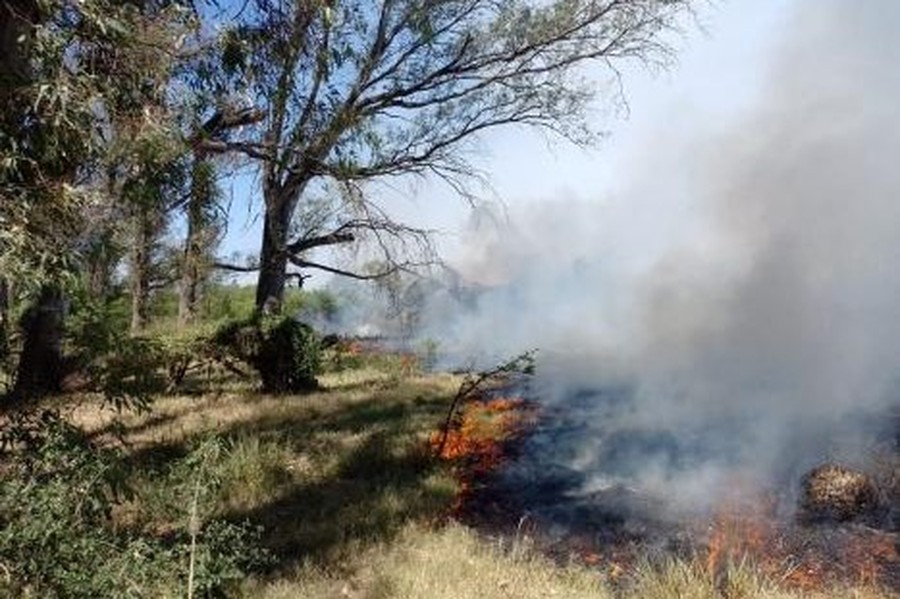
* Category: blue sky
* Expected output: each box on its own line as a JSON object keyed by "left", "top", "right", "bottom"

{"left": 218, "top": 1, "right": 796, "bottom": 282}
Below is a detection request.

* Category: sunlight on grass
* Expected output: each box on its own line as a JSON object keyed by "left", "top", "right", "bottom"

{"left": 248, "top": 523, "right": 611, "bottom": 599}
{"left": 59, "top": 363, "right": 897, "bottom": 599}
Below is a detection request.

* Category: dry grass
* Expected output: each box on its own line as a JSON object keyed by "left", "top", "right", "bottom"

{"left": 70, "top": 362, "right": 463, "bottom": 571}
{"left": 57, "top": 359, "right": 898, "bottom": 599}
{"left": 247, "top": 523, "right": 609, "bottom": 599}
{"left": 246, "top": 523, "right": 895, "bottom": 599}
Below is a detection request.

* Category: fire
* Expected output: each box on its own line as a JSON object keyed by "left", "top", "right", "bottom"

{"left": 704, "top": 489, "right": 776, "bottom": 578}
{"left": 430, "top": 396, "right": 529, "bottom": 461}
{"left": 572, "top": 542, "right": 632, "bottom": 583}
{"left": 430, "top": 396, "right": 533, "bottom": 514}
{"left": 839, "top": 529, "right": 899, "bottom": 588}
{"left": 702, "top": 484, "right": 899, "bottom": 591}
{"left": 430, "top": 397, "right": 899, "bottom": 595}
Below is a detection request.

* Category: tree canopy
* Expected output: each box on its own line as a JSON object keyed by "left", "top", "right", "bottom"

{"left": 203, "top": 0, "right": 692, "bottom": 310}
{"left": 0, "top": 0, "right": 695, "bottom": 397}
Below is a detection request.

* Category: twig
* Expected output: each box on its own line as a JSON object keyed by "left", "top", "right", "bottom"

{"left": 435, "top": 351, "right": 536, "bottom": 457}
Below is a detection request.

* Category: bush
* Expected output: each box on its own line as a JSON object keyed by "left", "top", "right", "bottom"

{"left": 66, "top": 295, "right": 167, "bottom": 410}
{"left": 212, "top": 314, "right": 321, "bottom": 394}
{"left": 0, "top": 413, "right": 149, "bottom": 597}
{"left": 0, "top": 413, "right": 270, "bottom": 598}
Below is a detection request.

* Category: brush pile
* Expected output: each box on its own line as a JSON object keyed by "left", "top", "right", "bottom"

{"left": 798, "top": 463, "right": 880, "bottom": 523}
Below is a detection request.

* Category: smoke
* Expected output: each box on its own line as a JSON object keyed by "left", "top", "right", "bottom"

{"left": 419, "top": 0, "right": 900, "bottom": 513}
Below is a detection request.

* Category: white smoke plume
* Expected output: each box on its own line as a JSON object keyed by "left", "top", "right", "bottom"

{"left": 419, "top": 0, "right": 900, "bottom": 513}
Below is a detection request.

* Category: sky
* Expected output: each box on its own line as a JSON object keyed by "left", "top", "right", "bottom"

{"left": 218, "top": 0, "right": 796, "bottom": 284}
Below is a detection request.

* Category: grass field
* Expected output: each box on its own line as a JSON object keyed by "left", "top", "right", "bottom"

{"left": 45, "top": 355, "right": 895, "bottom": 598}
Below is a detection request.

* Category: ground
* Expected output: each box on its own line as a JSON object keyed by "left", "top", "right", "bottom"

{"left": 52, "top": 352, "right": 898, "bottom": 598}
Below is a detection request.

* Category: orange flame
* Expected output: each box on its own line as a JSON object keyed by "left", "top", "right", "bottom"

{"left": 430, "top": 396, "right": 533, "bottom": 514}
{"left": 702, "top": 483, "right": 899, "bottom": 591}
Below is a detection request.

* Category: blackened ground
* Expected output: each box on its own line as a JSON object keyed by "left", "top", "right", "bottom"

{"left": 454, "top": 390, "right": 900, "bottom": 591}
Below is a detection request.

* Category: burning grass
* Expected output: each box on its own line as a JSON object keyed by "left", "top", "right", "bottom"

{"left": 441, "top": 397, "right": 900, "bottom": 598}
{"left": 701, "top": 493, "right": 899, "bottom": 592}
{"left": 430, "top": 395, "right": 535, "bottom": 514}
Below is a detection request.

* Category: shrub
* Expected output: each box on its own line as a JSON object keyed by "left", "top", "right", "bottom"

{"left": 212, "top": 314, "right": 321, "bottom": 394}
{"left": 66, "top": 295, "right": 167, "bottom": 411}
{"left": 0, "top": 414, "right": 270, "bottom": 598}
{"left": 0, "top": 413, "right": 150, "bottom": 597}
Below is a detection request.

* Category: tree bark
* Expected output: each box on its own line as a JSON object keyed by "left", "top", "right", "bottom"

{"left": 0, "top": 278, "right": 9, "bottom": 367}
{"left": 85, "top": 230, "right": 117, "bottom": 301}
{"left": 130, "top": 209, "right": 155, "bottom": 333}
{"left": 178, "top": 157, "right": 211, "bottom": 327}
{"left": 255, "top": 189, "right": 300, "bottom": 314}
{"left": 0, "top": 1, "right": 38, "bottom": 92}
{"left": 255, "top": 215, "right": 289, "bottom": 314}
{"left": 13, "top": 285, "right": 65, "bottom": 399}
{"left": 178, "top": 236, "right": 201, "bottom": 327}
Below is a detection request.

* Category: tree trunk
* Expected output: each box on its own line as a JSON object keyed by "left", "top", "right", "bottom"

{"left": 255, "top": 191, "right": 298, "bottom": 314}
{"left": 85, "top": 230, "right": 117, "bottom": 301}
{"left": 130, "top": 210, "right": 154, "bottom": 333}
{"left": 255, "top": 218, "right": 289, "bottom": 314}
{"left": 0, "top": 1, "right": 38, "bottom": 93}
{"left": 0, "top": 278, "right": 9, "bottom": 369}
{"left": 178, "top": 236, "right": 201, "bottom": 327}
{"left": 178, "top": 186, "right": 204, "bottom": 327}
{"left": 13, "top": 285, "right": 65, "bottom": 399}
{"left": 178, "top": 155, "right": 214, "bottom": 327}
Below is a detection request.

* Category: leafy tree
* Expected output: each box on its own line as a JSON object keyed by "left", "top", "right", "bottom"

{"left": 207, "top": 0, "right": 692, "bottom": 312}
{"left": 0, "top": 0, "right": 194, "bottom": 399}
{"left": 121, "top": 132, "right": 186, "bottom": 333}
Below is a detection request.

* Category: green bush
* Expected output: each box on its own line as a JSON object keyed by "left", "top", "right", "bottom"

{"left": 0, "top": 414, "right": 270, "bottom": 598}
{"left": 0, "top": 413, "right": 147, "bottom": 597}
{"left": 66, "top": 295, "right": 168, "bottom": 410}
{"left": 212, "top": 314, "right": 321, "bottom": 393}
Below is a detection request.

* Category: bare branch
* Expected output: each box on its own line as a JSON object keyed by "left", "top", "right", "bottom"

{"left": 287, "top": 256, "right": 400, "bottom": 281}
{"left": 213, "top": 261, "right": 259, "bottom": 272}
{"left": 286, "top": 229, "right": 355, "bottom": 254}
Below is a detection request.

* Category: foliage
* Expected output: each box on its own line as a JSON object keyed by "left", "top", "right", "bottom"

{"left": 154, "top": 436, "right": 273, "bottom": 598}
{"left": 0, "top": 0, "right": 195, "bottom": 293}
{"left": 96, "top": 336, "right": 170, "bottom": 411}
{"left": 293, "top": 288, "right": 340, "bottom": 325}
{"left": 135, "top": 285, "right": 341, "bottom": 328}
{"left": 212, "top": 314, "right": 322, "bottom": 393}
{"left": 0, "top": 0, "right": 196, "bottom": 398}
{"left": 0, "top": 413, "right": 141, "bottom": 597}
{"left": 186, "top": 518, "right": 271, "bottom": 598}
{"left": 65, "top": 294, "right": 168, "bottom": 410}
{"left": 200, "top": 0, "right": 694, "bottom": 293}
{"left": 0, "top": 414, "right": 270, "bottom": 598}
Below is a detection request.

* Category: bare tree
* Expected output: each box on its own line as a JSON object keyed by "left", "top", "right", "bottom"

{"left": 209, "top": 0, "right": 693, "bottom": 312}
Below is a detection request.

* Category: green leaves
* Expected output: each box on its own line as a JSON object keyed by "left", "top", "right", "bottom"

{"left": 212, "top": 314, "right": 323, "bottom": 393}
{"left": 0, "top": 415, "right": 271, "bottom": 597}
{"left": 221, "top": 28, "right": 250, "bottom": 76}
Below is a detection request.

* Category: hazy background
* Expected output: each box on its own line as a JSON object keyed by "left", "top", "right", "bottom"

{"left": 414, "top": 0, "right": 900, "bottom": 511}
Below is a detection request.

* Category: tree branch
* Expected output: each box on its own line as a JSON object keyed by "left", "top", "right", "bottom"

{"left": 213, "top": 261, "right": 259, "bottom": 272}
{"left": 288, "top": 256, "right": 403, "bottom": 281}
{"left": 286, "top": 229, "right": 355, "bottom": 254}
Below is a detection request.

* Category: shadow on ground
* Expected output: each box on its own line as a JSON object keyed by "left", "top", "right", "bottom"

{"left": 119, "top": 376, "right": 457, "bottom": 575}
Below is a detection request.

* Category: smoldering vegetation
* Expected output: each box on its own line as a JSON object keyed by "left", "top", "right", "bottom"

{"left": 399, "top": 0, "right": 900, "bottom": 518}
